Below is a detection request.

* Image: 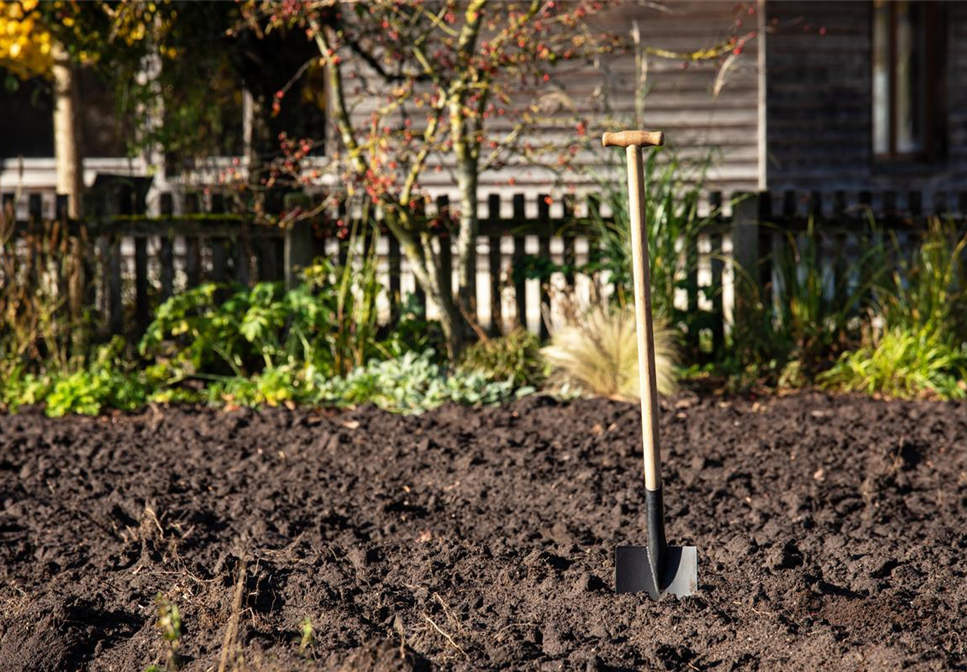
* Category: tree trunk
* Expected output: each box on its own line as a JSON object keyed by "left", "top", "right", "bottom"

{"left": 52, "top": 42, "right": 88, "bottom": 352}
{"left": 52, "top": 43, "right": 83, "bottom": 218}
{"left": 386, "top": 211, "right": 465, "bottom": 361}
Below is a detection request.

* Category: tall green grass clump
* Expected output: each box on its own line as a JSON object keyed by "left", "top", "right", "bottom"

{"left": 584, "top": 147, "right": 718, "bottom": 328}
{"left": 820, "top": 219, "right": 967, "bottom": 399}
{"left": 725, "top": 214, "right": 891, "bottom": 389}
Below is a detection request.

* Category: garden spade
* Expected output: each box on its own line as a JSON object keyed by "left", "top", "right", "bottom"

{"left": 602, "top": 130, "right": 698, "bottom": 599}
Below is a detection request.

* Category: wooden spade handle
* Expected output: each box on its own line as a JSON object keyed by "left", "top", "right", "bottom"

{"left": 601, "top": 130, "right": 665, "bottom": 148}
{"left": 625, "top": 143, "right": 663, "bottom": 492}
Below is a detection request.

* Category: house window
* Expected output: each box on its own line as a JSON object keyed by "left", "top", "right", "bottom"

{"left": 0, "top": 76, "right": 54, "bottom": 159}
{"left": 872, "top": 1, "right": 944, "bottom": 161}
{"left": 76, "top": 67, "right": 127, "bottom": 158}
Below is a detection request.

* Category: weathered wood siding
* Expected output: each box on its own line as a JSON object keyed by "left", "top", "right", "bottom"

{"left": 588, "top": 1, "right": 760, "bottom": 193}
{"left": 343, "top": 1, "right": 761, "bottom": 207}
{"left": 765, "top": 0, "right": 967, "bottom": 211}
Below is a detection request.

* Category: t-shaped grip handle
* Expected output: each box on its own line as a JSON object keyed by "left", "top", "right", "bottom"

{"left": 601, "top": 130, "right": 665, "bottom": 148}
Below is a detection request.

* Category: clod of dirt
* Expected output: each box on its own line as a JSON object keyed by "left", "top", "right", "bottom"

{"left": 334, "top": 639, "right": 430, "bottom": 672}
{"left": 767, "top": 539, "right": 804, "bottom": 569}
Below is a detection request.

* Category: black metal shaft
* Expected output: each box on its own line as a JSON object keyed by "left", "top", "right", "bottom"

{"left": 645, "top": 486, "right": 668, "bottom": 585}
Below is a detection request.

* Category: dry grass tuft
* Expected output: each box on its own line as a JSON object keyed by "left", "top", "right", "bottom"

{"left": 542, "top": 303, "right": 678, "bottom": 399}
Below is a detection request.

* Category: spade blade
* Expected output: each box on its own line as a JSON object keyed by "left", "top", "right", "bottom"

{"left": 615, "top": 545, "right": 698, "bottom": 599}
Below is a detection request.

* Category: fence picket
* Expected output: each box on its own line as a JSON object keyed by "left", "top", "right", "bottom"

{"left": 107, "top": 235, "right": 123, "bottom": 335}
{"left": 512, "top": 194, "right": 527, "bottom": 330}
{"left": 537, "top": 194, "right": 551, "bottom": 340}
{"left": 234, "top": 224, "right": 251, "bottom": 286}
{"left": 159, "top": 194, "right": 175, "bottom": 301}
{"left": 562, "top": 194, "right": 576, "bottom": 288}
{"left": 935, "top": 191, "right": 948, "bottom": 216}
{"left": 781, "top": 190, "right": 796, "bottom": 218}
{"left": 487, "top": 194, "right": 503, "bottom": 336}
{"left": 908, "top": 190, "right": 922, "bottom": 218}
{"left": 833, "top": 191, "right": 846, "bottom": 217}
{"left": 388, "top": 229, "right": 402, "bottom": 323}
{"left": 883, "top": 191, "right": 897, "bottom": 220}
{"left": 135, "top": 237, "right": 149, "bottom": 336}
{"left": 437, "top": 195, "right": 453, "bottom": 318}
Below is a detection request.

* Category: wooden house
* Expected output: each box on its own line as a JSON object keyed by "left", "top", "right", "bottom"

{"left": 1, "top": 1, "right": 964, "bottom": 215}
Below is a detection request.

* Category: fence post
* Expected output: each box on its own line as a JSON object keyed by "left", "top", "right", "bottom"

{"left": 285, "top": 218, "right": 314, "bottom": 289}
{"left": 159, "top": 193, "right": 174, "bottom": 301}
{"left": 134, "top": 236, "right": 149, "bottom": 336}
{"left": 728, "top": 192, "right": 761, "bottom": 354}
{"left": 28, "top": 193, "right": 43, "bottom": 220}
{"left": 183, "top": 192, "right": 202, "bottom": 287}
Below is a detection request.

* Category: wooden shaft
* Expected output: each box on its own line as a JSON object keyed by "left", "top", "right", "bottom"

{"left": 626, "top": 144, "right": 663, "bottom": 492}
{"left": 602, "top": 130, "right": 665, "bottom": 148}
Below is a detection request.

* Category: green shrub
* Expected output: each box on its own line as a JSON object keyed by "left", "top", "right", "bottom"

{"left": 373, "top": 295, "right": 447, "bottom": 363}
{"left": 730, "top": 217, "right": 890, "bottom": 388}
{"left": 0, "top": 370, "right": 54, "bottom": 412}
{"left": 819, "top": 327, "right": 967, "bottom": 400}
{"left": 818, "top": 219, "right": 967, "bottom": 400}
{"left": 879, "top": 219, "right": 967, "bottom": 335}
{"left": 204, "top": 364, "right": 315, "bottom": 408}
{"left": 44, "top": 337, "right": 150, "bottom": 417}
{"left": 141, "top": 281, "right": 328, "bottom": 380}
{"left": 142, "top": 244, "right": 384, "bottom": 386}
{"left": 457, "top": 328, "right": 546, "bottom": 388}
{"left": 316, "top": 350, "right": 527, "bottom": 414}
{"left": 580, "top": 148, "right": 720, "bottom": 345}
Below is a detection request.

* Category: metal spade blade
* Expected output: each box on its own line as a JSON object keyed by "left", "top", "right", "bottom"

{"left": 615, "top": 545, "right": 698, "bottom": 599}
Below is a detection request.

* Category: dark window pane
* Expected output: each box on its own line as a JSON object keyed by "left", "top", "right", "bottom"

{"left": 76, "top": 67, "right": 127, "bottom": 158}
{"left": 0, "top": 74, "right": 54, "bottom": 159}
{"left": 895, "top": 1, "right": 925, "bottom": 154}
{"left": 872, "top": 0, "right": 891, "bottom": 155}
{"left": 264, "top": 62, "right": 327, "bottom": 156}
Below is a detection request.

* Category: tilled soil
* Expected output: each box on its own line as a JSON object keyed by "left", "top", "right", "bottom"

{"left": 1, "top": 393, "right": 966, "bottom": 671}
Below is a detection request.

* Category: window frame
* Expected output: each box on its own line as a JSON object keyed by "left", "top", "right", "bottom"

{"left": 871, "top": 0, "right": 946, "bottom": 165}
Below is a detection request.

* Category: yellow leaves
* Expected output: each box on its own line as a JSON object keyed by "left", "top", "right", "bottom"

{"left": 0, "top": 1, "right": 55, "bottom": 78}
{"left": 108, "top": 2, "right": 169, "bottom": 47}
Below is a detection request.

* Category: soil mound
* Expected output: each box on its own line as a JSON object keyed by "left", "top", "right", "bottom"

{"left": 1, "top": 393, "right": 965, "bottom": 670}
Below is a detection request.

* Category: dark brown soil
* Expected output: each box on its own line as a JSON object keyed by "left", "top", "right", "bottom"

{"left": 1, "top": 393, "right": 966, "bottom": 671}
